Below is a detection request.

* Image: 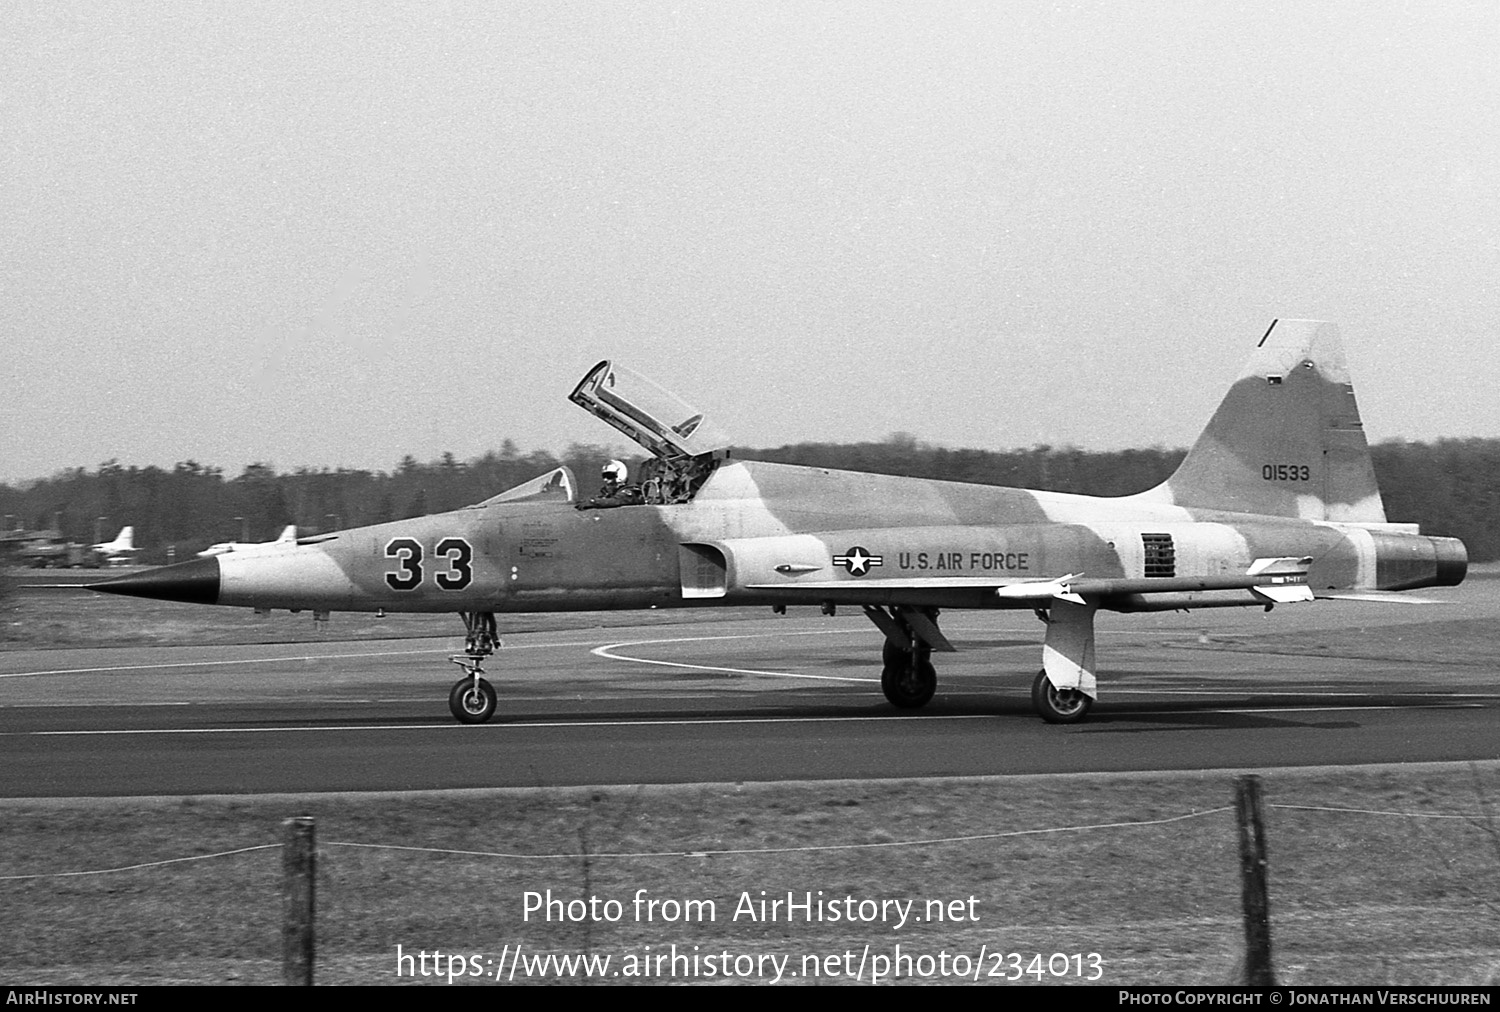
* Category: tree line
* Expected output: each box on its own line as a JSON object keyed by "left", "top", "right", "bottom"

{"left": 1, "top": 436, "right": 1494, "bottom": 563}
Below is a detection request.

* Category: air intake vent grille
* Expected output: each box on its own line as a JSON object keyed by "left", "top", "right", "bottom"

{"left": 1142, "top": 533, "right": 1175, "bottom": 578}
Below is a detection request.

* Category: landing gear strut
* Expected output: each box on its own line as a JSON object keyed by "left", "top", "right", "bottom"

{"left": 448, "top": 611, "right": 499, "bottom": 724}
{"left": 863, "top": 605, "right": 952, "bottom": 709}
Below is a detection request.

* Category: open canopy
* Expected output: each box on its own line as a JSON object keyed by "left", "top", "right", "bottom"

{"left": 569, "top": 361, "right": 730, "bottom": 463}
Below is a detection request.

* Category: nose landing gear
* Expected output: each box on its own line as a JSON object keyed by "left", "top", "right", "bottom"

{"left": 447, "top": 611, "right": 499, "bottom": 724}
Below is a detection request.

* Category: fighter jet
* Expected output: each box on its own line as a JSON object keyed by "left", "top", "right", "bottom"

{"left": 197, "top": 525, "right": 299, "bottom": 558}
{"left": 92, "top": 320, "right": 1467, "bottom": 724}
{"left": 91, "top": 526, "right": 140, "bottom": 566}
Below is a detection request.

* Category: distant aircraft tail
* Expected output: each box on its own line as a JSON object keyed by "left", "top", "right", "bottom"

{"left": 277, "top": 525, "right": 297, "bottom": 543}
{"left": 1146, "top": 320, "right": 1386, "bottom": 521}
{"left": 95, "top": 526, "right": 136, "bottom": 557}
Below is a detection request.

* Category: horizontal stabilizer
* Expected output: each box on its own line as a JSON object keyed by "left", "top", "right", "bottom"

{"left": 995, "top": 574, "right": 1087, "bottom": 604}
{"left": 1246, "top": 556, "right": 1312, "bottom": 577}
{"left": 1250, "top": 584, "right": 1315, "bottom": 604}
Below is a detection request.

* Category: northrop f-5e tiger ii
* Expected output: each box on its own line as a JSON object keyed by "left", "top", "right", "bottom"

{"left": 93, "top": 320, "right": 1467, "bottom": 724}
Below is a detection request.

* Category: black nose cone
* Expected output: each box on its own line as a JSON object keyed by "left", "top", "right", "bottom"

{"left": 89, "top": 557, "right": 221, "bottom": 605}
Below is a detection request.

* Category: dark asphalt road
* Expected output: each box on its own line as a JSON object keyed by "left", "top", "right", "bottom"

{"left": 3, "top": 590, "right": 1497, "bottom": 796}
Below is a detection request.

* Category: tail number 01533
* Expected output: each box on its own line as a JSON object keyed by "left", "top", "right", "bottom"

{"left": 1262, "top": 463, "right": 1311, "bottom": 482}
{"left": 384, "top": 537, "right": 475, "bottom": 591}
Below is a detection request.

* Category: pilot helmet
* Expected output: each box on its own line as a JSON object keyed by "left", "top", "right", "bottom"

{"left": 601, "top": 459, "right": 627, "bottom": 484}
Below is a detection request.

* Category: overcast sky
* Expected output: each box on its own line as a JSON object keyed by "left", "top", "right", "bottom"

{"left": 5, "top": 2, "right": 1498, "bottom": 484}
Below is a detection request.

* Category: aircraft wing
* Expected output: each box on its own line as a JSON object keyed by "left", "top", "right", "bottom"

{"left": 743, "top": 573, "right": 1315, "bottom": 603}
{"left": 743, "top": 575, "right": 1069, "bottom": 593}
{"left": 717, "top": 534, "right": 1319, "bottom": 610}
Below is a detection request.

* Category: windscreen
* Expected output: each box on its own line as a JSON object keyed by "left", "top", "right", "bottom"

{"left": 469, "top": 466, "right": 576, "bottom": 507}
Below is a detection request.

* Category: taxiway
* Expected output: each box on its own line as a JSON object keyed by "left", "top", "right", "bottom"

{"left": 2, "top": 580, "right": 1496, "bottom": 797}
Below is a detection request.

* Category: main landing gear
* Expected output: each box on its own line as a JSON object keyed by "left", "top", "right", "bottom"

{"left": 1030, "top": 598, "right": 1098, "bottom": 724}
{"left": 862, "top": 605, "right": 952, "bottom": 709}
{"left": 1031, "top": 668, "right": 1092, "bottom": 724}
{"left": 448, "top": 611, "right": 499, "bottom": 724}
{"left": 861, "top": 600, "right": 1101, "bottom": 723}
{"left": 882, "top": 638, "right": 936, "bottom": 709}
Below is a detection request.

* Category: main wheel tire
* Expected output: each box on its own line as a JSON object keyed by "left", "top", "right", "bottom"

{"left": 881, "top": 657, "right": 937, "bottom": 709}
{"left": 1032, "top": 668, "right": 1092, "bottom": 724}
{"left": 449, "top": 676, "right": 497, "bottom": 724}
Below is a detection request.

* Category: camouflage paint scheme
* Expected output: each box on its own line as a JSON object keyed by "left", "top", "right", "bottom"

{"left": 93, "top": 321, "right": 1467, "bottom": 724}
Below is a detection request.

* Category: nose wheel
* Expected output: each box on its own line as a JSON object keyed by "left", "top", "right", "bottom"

{"left": 449, "top": 670, "right": 497, "bottom": 723}
{"left": 447, "top": 611, "right": 500, "bottom": 724}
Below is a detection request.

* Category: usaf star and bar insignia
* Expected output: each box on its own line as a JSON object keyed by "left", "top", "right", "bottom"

{"left": 833, "top": 546, "right": 883, "bottom": 576}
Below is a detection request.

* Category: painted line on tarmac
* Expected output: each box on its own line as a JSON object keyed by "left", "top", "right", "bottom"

{"left": 0, "top": 649, "right": 440, "bottom": 679}
{"left": 585, "top": 625, "right": 1397, "bottom": 685}
{"left": 0, "top": 638, "right": 616, "bottom": 680}
{"left": 12, "top": 701, "right": 1481, "bottom": 737}
{"left": 1103, "top": 688, "right": 1499, "bottom": 699}
{"left": 1139, "top": 703, "right": 1486, "bottom": 714}
{"left": 0, "top": 624, "right": 1300, "bottom": 682}
{"left": 0, "top": 627, "right": 882, "bottom": 681}
{"left": 594, "top": 631, "right": 879, "bottom": 684}
{"left": 19, "top": 713, "right": 989, "bottom": 736}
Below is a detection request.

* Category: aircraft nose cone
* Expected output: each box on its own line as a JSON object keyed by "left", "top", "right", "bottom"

{"left": 89, "top": 556, "right": 221, "bottom": 605}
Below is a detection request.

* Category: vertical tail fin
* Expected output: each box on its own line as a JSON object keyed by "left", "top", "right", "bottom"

{"left": 1151, "top": 320, "right": 1386, "bottom": 521}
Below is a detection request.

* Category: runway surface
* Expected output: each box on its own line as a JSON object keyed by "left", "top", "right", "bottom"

{"left": 2, "top": 580, "right": 1498, "bottom": 797}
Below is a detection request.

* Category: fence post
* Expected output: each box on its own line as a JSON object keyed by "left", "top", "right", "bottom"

{"left": 1234, "top": 775, "right": 1276, "bottom": 986}
{"left": 282, "top": 816, "right": 316, "bottom": 986}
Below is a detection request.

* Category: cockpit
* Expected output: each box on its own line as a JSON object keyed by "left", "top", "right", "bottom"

{"left": 569, "top": 361, "right": 730, "bottom": 505}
